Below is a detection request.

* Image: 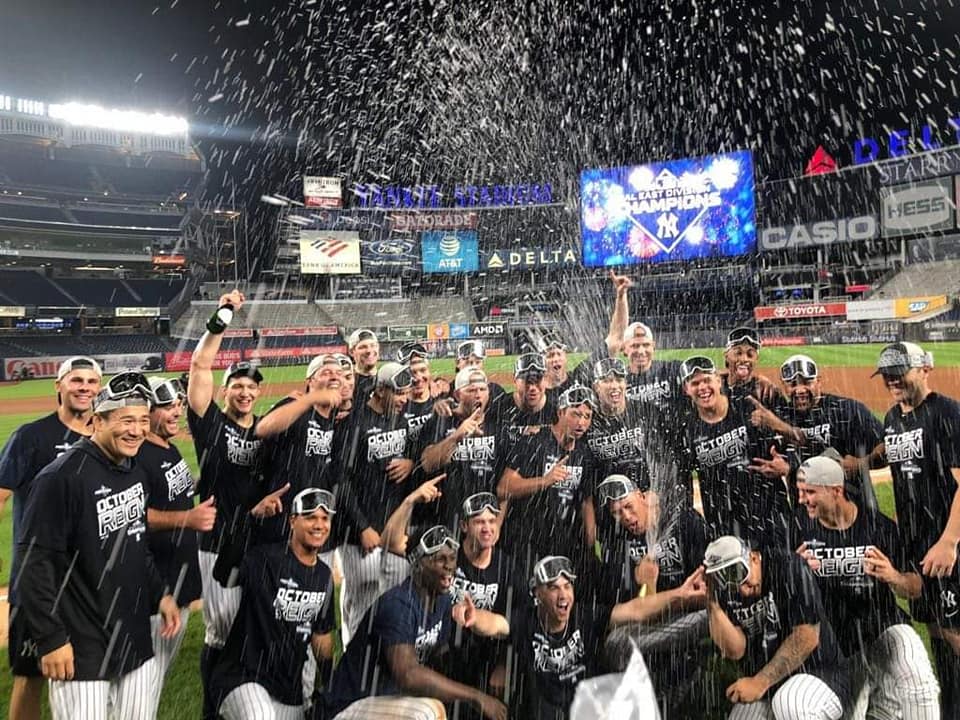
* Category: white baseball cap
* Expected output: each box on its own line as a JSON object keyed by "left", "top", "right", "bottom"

{"left": 347, "top": 328, "right": 377, "bottom": 350}
{"left": 454, "top": 367, "right": 487, "bottom": 391}
{"left": 623, "top": 322, "right": 654, "bottom": 344}
{"left": 306, "top": 354, "right": 341, "bottom": 380}
{"left": 797, "top": 453, "right": 844, "bottom": 487}
{"left": 873, "top": 342, "right": 934, "bottom": 377}
{"left": 56, "top": 356, "right": 103, "bottom": 381}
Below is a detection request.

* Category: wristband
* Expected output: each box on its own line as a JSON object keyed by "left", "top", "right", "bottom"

{"left": 206, "top": 303, "right": 234, "bottom": 334}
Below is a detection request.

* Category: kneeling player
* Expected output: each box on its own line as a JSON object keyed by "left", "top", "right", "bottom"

{"left": 211, "top": 488, "right": 337, "bottom": 719}
{"left": 703, "top": 535, "right": 849, "bottom": 720}
{"left": 794, "top": 452, "right": 939, "bottom": 720}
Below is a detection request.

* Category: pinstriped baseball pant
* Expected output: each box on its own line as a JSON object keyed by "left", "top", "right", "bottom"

{"left": 219, "top": 683, "right": 304, "bottom": 720}
{"left": 728, "top": 674, "right": 843, "bottom": 720}
{"left": 48, "top": 657, "right": 159, "bottom": 720}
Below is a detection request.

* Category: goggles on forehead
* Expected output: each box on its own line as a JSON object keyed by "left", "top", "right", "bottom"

{"left": 531, "top": 555, "right": 577, "bottom": 590}
{"left": 457, "top": 340, "right": 485, "bottom": 360}
{"left": 397, "top": 342, "right": 429, "bottom": 364}
{"left": 595, "top": 475, "right": 638, "bottom": 505}
{"left": 559, "top": 384, "right": 597, "bottom": 409}
{"left": 409, "top": 525, "right": 460, "bottom": 563}
{"left": 152, "top": 378, "right": 185, "bottom": 406}
{"left": 515, "top": 352, "right": 547, "bottom": 376}
{"left": 292, "top": 488, "right": 336, "bottom": 516}
{"left": 780, "top": 357, "right": 818, "bottom": 383}
{"left": 593, "top": 357, "right": 627, "bottom": 380}
{"left": 331, "top": 353, "right": 354, "bottom": 370}
{"left": 462, "top": 492, "right": 500, "bottom": 518}
{"left": 94, "top": 371, "right": 153, "bottom": 413}
{"left": 679, "top": 356, "right": 716, "bottom": 383}
{"left": 726, "top": 327, "right": 761, "bottom": 350}
{"left": 385, "top": 365, "right": 413, "bottom": 390}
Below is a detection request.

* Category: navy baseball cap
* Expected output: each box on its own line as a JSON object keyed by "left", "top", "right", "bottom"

{"left": 222, "top": 361, "right": 264, "bottom": 387}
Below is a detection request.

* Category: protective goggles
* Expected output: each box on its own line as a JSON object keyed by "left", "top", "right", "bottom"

{"left": 462, "top": 492, "right": 500, "bottom": 518}
{"left": 94, "top": 371, "right": 153, "bottom": 412}
{"left": 383, "top": 365, "right": 413, "bottom": 390}
{"left": 531, "top": 555, "right": 577, "bottom": 589}
{"left": 595, "top": 475, "right": 638, "bottom": 505}
{"left": 152, "top": 378, "right": 185, "bottom": 406}
{"left": 331, "top": 353, "right": 354, "bottom": 370}
{"left": 542, "top": 334, "right": 568, "bottom": 351}
{"left": 409, "top": 525, "right": 460, "bottom": 563}
{"left": 593, "top": 357, "right": 627, "bottom": 380}
{"left": 558, "top": 384, "right": 597, "bottom": 409}
{"left": 397, "top": 342, "right": 429, "bottom": 364}
{"left": 515, "top": 352, "right": 547, "bottom": 377}
{"left": 707, "top": 557, "right": 750, "bottom": 589}
{"left": 726, "top": 327, "right": 761, "bottom": 350}
{"left": 680, "top": 356, "right": 716, "bottom": 383}
{"left": 780, "top": 357, "right": 818, "bottom": 383}
{"left": 457, "top": 340, "right": 485, "bottom": 360}
{"left": 291, "top": 487, "right": 336, "bottom": 515}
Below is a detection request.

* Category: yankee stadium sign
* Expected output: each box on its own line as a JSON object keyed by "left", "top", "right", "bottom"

{"left": 354, "top": 182, "right": 553, "bottom": 209}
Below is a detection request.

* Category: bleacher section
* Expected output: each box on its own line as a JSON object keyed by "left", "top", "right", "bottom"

{"left": 871, "top": 260, "right": 960, "bottom": 299}
{"left": 0, "top": 270, "right": 186, "bottom": 308}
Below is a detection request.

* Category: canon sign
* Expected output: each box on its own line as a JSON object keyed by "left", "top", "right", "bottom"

{"left": 760, "top": 216, "right": 877, "bottom": 251}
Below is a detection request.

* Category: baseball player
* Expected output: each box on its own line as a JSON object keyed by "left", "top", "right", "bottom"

{"left": 334, "top": 353, "right": 356, "bottom": 421}
{"left": 511, "top": 553, "right": 705, "bottom": 720}
{"left": 211, "top": 487, "right": 337, "bottom": 720}
{"left": 331, "top": 361, "right": 416, "bottom": 645}
{"left": 140, "top": 376, "right": 212, "bottom": 701}
{"left": 498, "top": 384, "right": 598, "bottom": 570}
{"left": 593, "top": 475, "right": 710, "bottom": 714}
{"left": 874, "top": 341, "right": 960, "bottom": 716}
{"left": 772, "top": 354, "right": 884, "bottom": 502}
{"left": 396, "top": 341, "right": 436, "bottom": 440}
{"left": 416, "top": 366, "right": 508, "bottom": 529}
{"left": 346, "top": 328, "right": 380, "bottom": 402}
{"left": 702, "top": 535, "right": 849, "bottom": 720}
{"left": 722, "top": 327, "right": 781, "bottom": 407}
{"left": 454, "top": 339, "right": 507, "bottom": 402}
{"left": 536, "top": 332, "right": 575, "bottom": 398}
{"left": 488, "top": 352, "right": 558, "bottom": 444}
{"left": 16, "top": 372, "right": 181, "bottom": 720}
{"left": 680, "top": 355, "right": 792, "bottom": 548}
{"left": 318, "top": 525, "right": 509, "bottom": 720}
{"left": 793, "top": 452, "right": 939, "bottom": 720}
{"left": 0, "top": 356, "right": 101, "bottom": 720}
{"left": 187, "top": 288, "right": 279, "bottom": 718}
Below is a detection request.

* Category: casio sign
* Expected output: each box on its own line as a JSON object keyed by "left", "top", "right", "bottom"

{"left": 761, "top": 216, "right": 876, "bottom": 251}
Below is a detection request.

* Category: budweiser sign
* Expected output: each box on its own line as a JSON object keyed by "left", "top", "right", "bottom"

{"left": 754, "top": 303, "right": 847, "bottom": 322}
{"left": 389, "top": 211, "right": 479, "bottom": 233}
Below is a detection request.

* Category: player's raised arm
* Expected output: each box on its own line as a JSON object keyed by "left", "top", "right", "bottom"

{"left": 189, "top": 289, "right": 244, "bottom": 417}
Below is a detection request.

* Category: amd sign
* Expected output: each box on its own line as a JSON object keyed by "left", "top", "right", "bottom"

{"left": 760, "top": 215, "right": 877, "bottom": 251}
{"left": 471, "top": 323, "right": 505, "bottom": 337}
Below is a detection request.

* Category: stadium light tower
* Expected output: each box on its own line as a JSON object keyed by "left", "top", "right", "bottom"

{"left": 47, "top": 102, "right": 188, "bottom": 136}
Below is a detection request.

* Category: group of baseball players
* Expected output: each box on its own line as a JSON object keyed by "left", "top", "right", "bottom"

{"left": 0, "top": 269, "right": 958, "bottom": 720}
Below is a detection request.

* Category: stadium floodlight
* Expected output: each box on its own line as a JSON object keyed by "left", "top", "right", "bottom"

{"left": 47, "top": 102, "right": 188, "bottom": 136}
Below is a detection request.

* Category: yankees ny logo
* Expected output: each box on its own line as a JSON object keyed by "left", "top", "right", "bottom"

{"left": 657, "top": 212, "right": 679, "bottom": 239}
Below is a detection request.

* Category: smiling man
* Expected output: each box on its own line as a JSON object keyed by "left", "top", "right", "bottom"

{"left": 17, "top": 373, "right": 181, "bottom": 720}
{"left": 722, "top": 327, "right": 780, "bottom": 407}
{"left": 0, "top": 356, "right": 102, "bottom": 720}
{"left": 347, "top": 328, "right": 381, "bottom": 402}
{"left": 875, "top": 341, "right": 960, "bottom": 714}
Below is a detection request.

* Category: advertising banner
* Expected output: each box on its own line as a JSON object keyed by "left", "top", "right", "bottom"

{"left": 754, "top": 303, "right": 847, "bottom": 322}
{"left": 360, "top": 235, "right": 419, "bottom": 275}
{"left": 152, "top": 254, "right": 186, "bottom": 266}
{"left": 0, "top": 306, "right": 25, "bottom": 317}
{"left": 389, "top": 211, "right": 479, "bottom": 232}
{"left": 303, "top": 176, "right": 343, "bottom": 208}
{"left": 387, "top": 325, "right": 428, "bottom": 342}
{"left": 760, "top": 336, "right": 807, "bottom": 346}
{"left": 420, "top": 231, "right": 479, "bottom": 273}
{"left": 299, "top": 231, "right": 361, "bottom": 274}
{"left": 482, "top": 247, "right": 580, "bottom": 271}
{"left": 244, "top": 345, "right": 347, "bottom": 360}
{"left": 428, "top": 323, "right": 449, "bottom": 340}
{"left": 115, "top": 307, "right": 161, "bottom": 317}
{"left": 846, "top": 299, "right": 896, "bottom": 321}
{"left": 880, "top": 178, "right": 955, "bottom": 237}
{"left": 470, "top": 322, "right": 507, "bottom": 337}
{"left": 165, "top": 349, "right": 242, "bottom": 372}
{"left": 2, "top": 352, "right": 164, "bottom": 380}
{"left": 760, "top": 215, "right": 877, "bottom": 252}
{"left": 894, "top": 295, "right": 948, "bottom": 318}
{"left": 449, "top": 323, "right": 470, "bottom": 339}
{"left": 580, "top": 150, "right": 756, "bottom": 267}
{"left": 224, "top": 328, "right": 255, "bottom": 338}
{"left": 258, "top": 326, "right": 339, "bottom": 337}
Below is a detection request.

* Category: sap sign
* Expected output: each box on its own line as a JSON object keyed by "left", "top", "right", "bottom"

{"left": 580, "top": 151, "right": 756, "bottom": 267}
{"left": 420, "top": 231, "right": 479, "bottom": 273}
{"left": 760, "top": 215, "right": 878, "bottom": 251}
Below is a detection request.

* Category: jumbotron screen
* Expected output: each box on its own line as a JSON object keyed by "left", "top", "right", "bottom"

{"left": 580, "top": 151, "right": 756, "bottom": 267}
